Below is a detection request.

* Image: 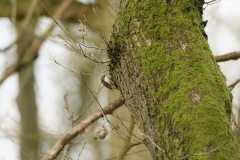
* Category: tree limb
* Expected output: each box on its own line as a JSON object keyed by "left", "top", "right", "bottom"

{"left": 215, "top": 51, "right": 240, "bottom": 62}
{"left": 42, "top": 96, "right": 125, "bottom": 160}
{"left": 0, "top": 0, "right": 74, "bottom": 85}
{"left": 228, "top": 78, "right": 240, "bottom": 91}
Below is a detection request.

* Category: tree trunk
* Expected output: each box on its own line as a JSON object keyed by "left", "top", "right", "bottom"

{"left": 108, "top": 0, "right": 240, "bottom": 159}
{"left": 17, "top": 65, "right": 39, "bottom": 160}
{"left": 15, "top": 11, "right": 39, "bottom": 158}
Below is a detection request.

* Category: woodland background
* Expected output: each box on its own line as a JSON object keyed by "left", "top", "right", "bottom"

{"left": 0, "top": 0, "right": 240, "bottom": 159}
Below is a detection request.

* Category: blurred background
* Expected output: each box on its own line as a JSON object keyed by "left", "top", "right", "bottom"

{"left": 0, "top": 0, "right": 240, "bottom": 159}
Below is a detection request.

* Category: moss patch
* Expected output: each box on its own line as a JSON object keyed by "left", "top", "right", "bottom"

{"left": 109, "top": 0, "right": 239, "bottom": 159}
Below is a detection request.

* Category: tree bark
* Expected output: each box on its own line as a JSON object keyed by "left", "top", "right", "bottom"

{"left": 108, "top": 0, "right": 240, "bottom": 159}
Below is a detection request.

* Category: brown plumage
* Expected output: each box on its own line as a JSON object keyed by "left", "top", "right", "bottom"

{"left": 101, "top": 75, "right": 113, "bottom": 90}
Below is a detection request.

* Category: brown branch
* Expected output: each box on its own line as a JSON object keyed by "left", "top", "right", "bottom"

{"left": 228, "top": 78, "right": 240, "bottom": 91}
{"left": 42, "top": 96, "right": 124, "bottom": 160}
{"left": 74, "top": 86, "right": 104, "bottom": 122}
{"left": 79, "top": 74, "right": 110, "bottom": 123}
{"left": 77, "top": 142, "right": 86, "bottom": 160}
{"left": 61, "top": 94, "right": 74, "bottom": 159}
{"left": 113, "top": 111, "right": 141, "bottom": 142}
{"left": 49, "top": 54, "right": 108, "bottom": 76}
{"left": 138, "top": 131, "right": 165, "bottom": 153}
{"left": 215, "top": 51, "right": 240, "bottom": 62}
{"left": 0, "top": 0, "right": 74, "bottom": 85}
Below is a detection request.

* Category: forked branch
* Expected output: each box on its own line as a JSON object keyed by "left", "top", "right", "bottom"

{"left": 42, "top": 96, "right": 124, "bottom": 160}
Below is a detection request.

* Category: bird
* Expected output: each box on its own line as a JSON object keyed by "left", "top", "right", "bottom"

{"left": 101, "top": 75, "right": 114, "bottom": 90}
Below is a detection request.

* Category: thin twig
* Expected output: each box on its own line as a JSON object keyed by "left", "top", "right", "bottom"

{"left": 61, "top": 94, "right": 74, "bottom": 160}
{"left": 77, "top": 142, "right": 86, "bottom": 160}
{"left": 63, "top": 94, "right": 74, "bottom": 126}
{"left": 114, "top": 111, "right": 141, "bottom": 142}
{"left": 138, "top": 131, "right": 165, "bottom": 153}
{"left": 204, "top": 0, "right": 221, "bottom": 5}
{"left": 74, "top": 86, "right": 104, "bottom": 122}
{"left": 44, "top": 3, "right": 106, "bottom": 52}
{"left": 228, "top": 78, "right": 240, "bottom": 91}
{"left": 81, "top": 14, "right": 103, "bottom": 42}
{"left": 58, "top": 34, "right": 108, "bottom": 51}
{"left": 49, "top": 54, "right": 108, "bottom": 76}
{"left": 0, "top": 0, "right": 74, "bottom": 85}
{"left": 42, "top": 96, "right": 124, "bottom": 160}
{"left": 203, "top": 0, "right": 221, "bottom": 10}
{"left": 78, "top": 75, "right": 110, "bottom": 123}
{"left": 38, "top": 0, "right": 74, "bottom": 40}
{"left": 111, "top": 114, "right": 130, "bottom": 122}
{"left": 114, "top": 111, "right": 131, "bottom": 133}
{"left": 39, "top": 0, "right": 110, "bottom": 64}
{"left": 114, "top": 126, "right": 142, "bottom": 144}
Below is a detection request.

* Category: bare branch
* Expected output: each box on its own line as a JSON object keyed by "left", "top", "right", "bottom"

{"left": 204, "top": 0, "right": 221, "bottom": 5}
{"left": 42, "top": 96, "right": 124, "bottom": 160}
{"left": 61, "top": 94, "right": 74, "bottom": 160}
{"left": 40, "top": 0, "right": 110, "bottom": 64}
{"left": 78, "top": 75, "right": 110, "bottom": 123}
{"left": 49, "top": 54, "right": 108, "bottom": 76}
{"left": 0, "top": 0, "right": 75, "bottom": 85}
{"left": 113, "top": 111, "right": 141, "bottom": 142}
{"left": 203, "top": 0, "right": 221, "bottom": 10}
{"left": 228, "top": 78, "right": 240, "bottom": 91}
{"left": 114, "top": 126, "right": 142, "bottom": 144}
{"left": 138, "top": 131, "right": 165, "bottom": 153}
{"left": 77, "top": 142, "right": 86, "bottom": 160}
{"left": 215, "top": 51, "right": 240, "bottom": 62}
{"left": 74, "top": 86, "right": 103, "bottom": 122}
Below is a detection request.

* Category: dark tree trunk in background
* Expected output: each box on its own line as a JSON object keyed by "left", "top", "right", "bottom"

{"left": 109, "top": 0, "right": 240, "bottom": 159}
{"left": 17, "top": 65, "right": 39, "bottom": 160}
{"left": 15, "top": 9, "right": 39, "bottom": 158}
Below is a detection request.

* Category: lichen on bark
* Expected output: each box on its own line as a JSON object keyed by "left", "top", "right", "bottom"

{"left": 108, "top": 0, "right": 240, "bottom": 159}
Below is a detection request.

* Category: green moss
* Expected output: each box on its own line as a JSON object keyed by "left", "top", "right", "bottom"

{"left": 109, "top": 0, "right": 240, "bottom": 159}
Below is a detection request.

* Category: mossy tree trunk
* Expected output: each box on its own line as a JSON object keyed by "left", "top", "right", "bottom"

{"left": 109, "top": 0, "right": 240, "bottom": 159}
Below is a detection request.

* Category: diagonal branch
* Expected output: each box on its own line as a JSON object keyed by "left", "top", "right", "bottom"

{"left": 42, "top": 96, "right": 125, "bottom": 160}
{"left": 61, "top": 94, "right": 74, "bottom": 159}
{"left": 228, "top": 78, "right": 240, "bottom": 91}
{"left": 0, "top": 0, "right": 74, "bottom": 85}
{"left": 215, "top": 51, "right": 240, "bottom": 62}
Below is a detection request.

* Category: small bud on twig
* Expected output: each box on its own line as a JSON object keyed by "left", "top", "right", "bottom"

{"left": 92, "top": 125, "right": 108, "bottom": 140}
